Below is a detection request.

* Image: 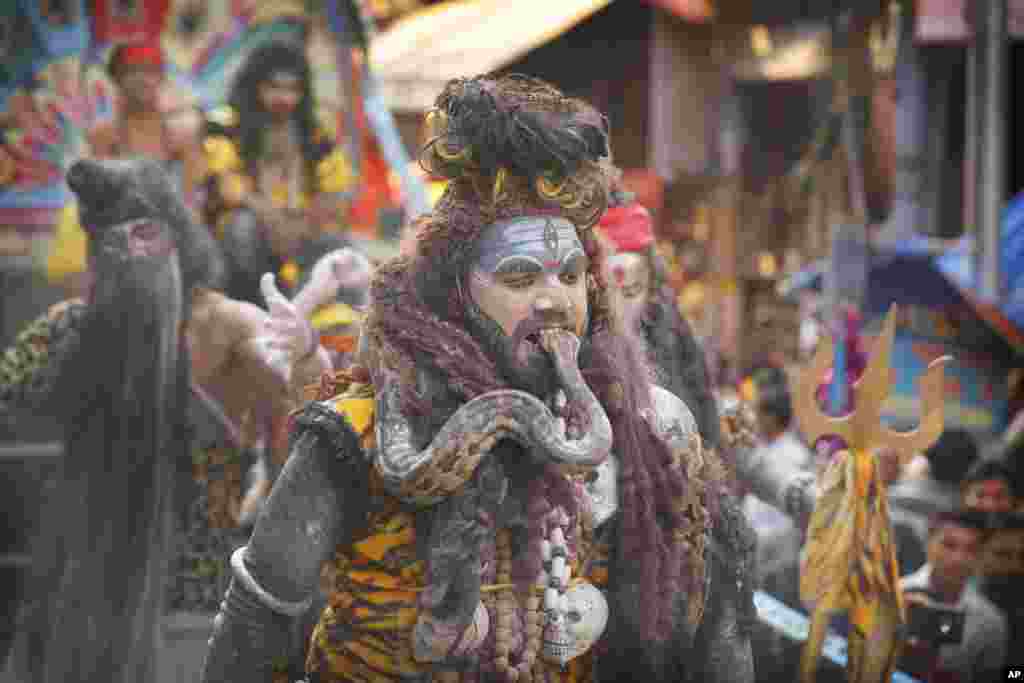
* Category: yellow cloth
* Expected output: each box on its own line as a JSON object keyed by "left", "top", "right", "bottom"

{"left": 312, "top": 302, "right": 363, "bottom": 331}
{"left": 45, "top": 203, "right": 88, "bottom": 282}
{"left": 428, "top": 180, "right": 447, "bottom": 207}
{"left": 307, "top": 389, "right": 593, "bottom": 683}
{"left": 317, "top": 147, "right": 357, "bottom": 195}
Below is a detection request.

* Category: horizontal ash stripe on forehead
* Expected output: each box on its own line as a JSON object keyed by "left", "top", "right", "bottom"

{"left": 472, "top": 216, "right": 584, "bottom": 272}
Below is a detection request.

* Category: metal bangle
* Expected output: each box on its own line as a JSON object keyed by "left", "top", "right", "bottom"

{"left": 230, "top": 546, "right": 313, "bottom": 617}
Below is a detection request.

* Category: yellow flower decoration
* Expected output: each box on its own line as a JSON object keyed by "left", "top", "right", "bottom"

{"left": 279, "top": 260, "right": 300, "bottom": 289}
{"left": 204, "top": 136, "right": 242, "bottom": 174}
{"left": 219, "top": 172, "right": 251, "bottom": 206}
{"left": 740, "top": 377, "right": 758, "bottom": 404}
{"left": 427, "top": 180, "right": 447, "bottom": 207}
{"left": 317, "top": 148, "right": 356, "bottom": 195}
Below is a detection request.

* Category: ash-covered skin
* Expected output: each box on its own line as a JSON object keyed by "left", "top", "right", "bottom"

{"left": 466, "top": 216, "right": 590, "bottom": 400}
{"left": 374, "top": 216, "right": 612, "bottom": 505}
{"left": 201, "top": 73, "right": 754, "bottom": 683}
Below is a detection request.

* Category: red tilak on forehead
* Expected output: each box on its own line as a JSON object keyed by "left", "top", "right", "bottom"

{"left": 976, "top": 480, "right": 1008, "bottom": 497}
{"left": 116, "top": 44, "right": 164, "bottom": 69}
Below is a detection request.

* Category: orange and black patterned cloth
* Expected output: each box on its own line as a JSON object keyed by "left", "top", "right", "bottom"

{"left": 305, "top": 385, "right": 608, "bottom": 683}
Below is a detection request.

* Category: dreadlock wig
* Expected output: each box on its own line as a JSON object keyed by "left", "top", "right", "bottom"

{"left": 363, "top": 74, "right": 724, "bottom": 663}
{"left": 226, "top": 41, "right": 319, "bottom": 187}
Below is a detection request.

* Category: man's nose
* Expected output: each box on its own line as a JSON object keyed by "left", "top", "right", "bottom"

{"left": 533, "top": 292, "right": 570, "bottom": 323}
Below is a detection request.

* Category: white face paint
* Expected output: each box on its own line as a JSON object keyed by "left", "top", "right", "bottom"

{"left": 604, "top": 251, "right": 650, "bottom": 331}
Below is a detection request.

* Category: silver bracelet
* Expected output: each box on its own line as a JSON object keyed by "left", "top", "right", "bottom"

{"left": 230, "top": 546, "right": 313, "bottom": 617}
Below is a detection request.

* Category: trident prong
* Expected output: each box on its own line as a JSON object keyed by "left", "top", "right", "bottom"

{"left": 795, "top": 306, "right": 952, "bottom": 461}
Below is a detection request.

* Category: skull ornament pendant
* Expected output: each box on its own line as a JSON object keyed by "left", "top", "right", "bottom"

{"left": 541, "top": 582, "right": 609, "bottom": 666}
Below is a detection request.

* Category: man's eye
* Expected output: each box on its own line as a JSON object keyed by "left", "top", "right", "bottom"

{"left": 502, "top": 276, "right": 535, "bottom": 289}
{"left": 561, "top": 271, "right": 581, "bottom": 285}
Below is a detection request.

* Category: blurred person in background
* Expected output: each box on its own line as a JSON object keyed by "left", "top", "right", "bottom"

{"left": 90, "top": 40, "right": 205, "bottom": 201}
{"left": 961, "top": 457, "right": 1018, "bottom": 515}
{"left": 977, "top": 511, "right": 1024, "bottom": 674}
{"left": 46, "top": 39, "right": 204, "bottom": 298}
{"left": 236, "top": 234, "right": 373, "bottom": 527}
{"left": 965, "top": 451, "right": 1024, "bottom": 667}
{"left": 899, "top": 509, "right": 1007, "bottom": 683}
{"left": 0, "top": 158, "right": 344, "bottom": 681}
{"left": 737, "top": 365, "right": 813, "bottom": 607}
{"left": 0, "top": 159, "right": 353, "bottom": 618}
{"left": 597, "top": 187, "right": 720, "bottom": 449}
{"left": 201, "top": 41, "right": 357, "bottom": 307}
{"left": 888, "top": 428, "right": 980, "bottom": 575}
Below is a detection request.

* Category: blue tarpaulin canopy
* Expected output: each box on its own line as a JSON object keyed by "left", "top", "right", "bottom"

{"left": 783, "top": 212, "right": 1024, "bottom": 354}
{"left": 782, "top": 234, "right": 965, "bottom": 313}
{"left": 782, "top": 231, "right": 1016, "bottom": 437}
{"left": 933, "top": 193, "right": 1024, "bottom": 347}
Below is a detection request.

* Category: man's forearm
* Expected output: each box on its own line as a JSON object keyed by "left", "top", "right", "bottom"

{"left": 201, "top": 568, "right": 297, "bottom": 682}
{"left": 203, "top": 407, "right": 364, "bottom": 682}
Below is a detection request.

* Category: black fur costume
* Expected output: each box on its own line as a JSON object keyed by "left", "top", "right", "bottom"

{"left": 3, "top": 158, "right": 223, "bottom": 683}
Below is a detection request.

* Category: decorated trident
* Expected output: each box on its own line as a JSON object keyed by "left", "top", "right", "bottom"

{"left": 795, "top": 306, "right": 950, "bottom": 683}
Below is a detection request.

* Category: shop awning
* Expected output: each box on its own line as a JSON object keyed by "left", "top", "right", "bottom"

{"left": 368, "top": 0, "right": 614, "bottom": 111}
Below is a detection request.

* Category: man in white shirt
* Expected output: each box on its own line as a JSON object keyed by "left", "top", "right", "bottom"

{"left": 740, "top": 366, "right": 813, "bottom": 606}
{"left": 900, "top": 509, "right": 1007, "bottom": 683}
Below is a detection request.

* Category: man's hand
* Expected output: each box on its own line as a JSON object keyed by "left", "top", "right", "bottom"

{"left": 294, "top": 247, "right": 372, "bottom": 318}
{"left": 254, "top": 273, "right": 317, "bottom": 385}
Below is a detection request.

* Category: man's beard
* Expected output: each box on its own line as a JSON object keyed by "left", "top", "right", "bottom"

{"left": 462, "top": 293, "right": 590, "bottom": 399}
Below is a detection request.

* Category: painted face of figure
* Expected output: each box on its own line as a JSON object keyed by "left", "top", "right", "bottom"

{"left": 259, "top": 71, "right": 302, "bottom": 121}
{"left": 466, "top": 216, "right": 589, "bottom": 396}
{"left": 927, "top": 523, "right": 983, "bottom": 592}
{"left": 964, "top": 478, "right": 1015, "bottom": 514}
{"left": 604, "top": 251, "right": 650, "bottom": 331}
{"left": 116, "top": 64, "right": 164, "bottom": 111}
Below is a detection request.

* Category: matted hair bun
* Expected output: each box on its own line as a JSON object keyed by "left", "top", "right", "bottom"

{"left": 420, "top": 74, "right": 613, "bottom": 229}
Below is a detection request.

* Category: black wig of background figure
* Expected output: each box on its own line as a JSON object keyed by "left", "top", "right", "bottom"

{"left": 226, "top": 41, "right": 319, "bottom": 188}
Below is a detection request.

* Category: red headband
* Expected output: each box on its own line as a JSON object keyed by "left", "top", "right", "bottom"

{"left": 113, "top": 44, "right": 164, "bottom": 71}
{"left": 598, "top": 201, "right": 654, "bottom": 252}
